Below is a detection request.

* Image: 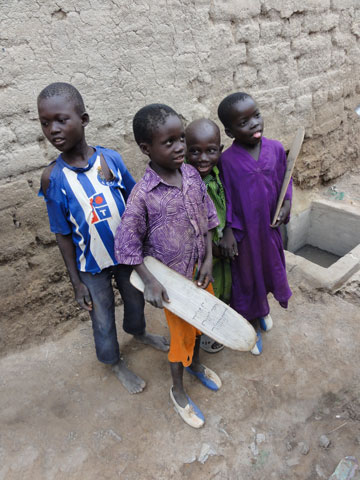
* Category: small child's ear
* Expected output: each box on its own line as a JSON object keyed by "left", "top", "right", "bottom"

{"left": 81, "top": 112, "right": 90, "bottom": 127}
{"left": 219, "top": 144, "right": 224, "bottom": 153}
{"left": 225, "top": 128, "right": 234, "bottom": 139}
{"left": 139, "top": 142, "right": 150, "bottom": 156}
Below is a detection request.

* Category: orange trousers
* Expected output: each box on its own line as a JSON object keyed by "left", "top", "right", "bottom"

{"left": 164, "top": 283, "right": 214, "bottom": 367}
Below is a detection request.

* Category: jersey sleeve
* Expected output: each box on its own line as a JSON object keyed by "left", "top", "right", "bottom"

{"left": 114, "top": 183, "right": 147, "bottom": 265}
{"left": 38, "top": 169, "right": 72, "bottom": 235}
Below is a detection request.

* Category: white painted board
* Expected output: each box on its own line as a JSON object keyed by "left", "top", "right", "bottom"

{"left": 130, "top": 256, "right": 257, "bottom": 352}
{"left": 271, "top": 126, "right": 305, "bottom": 227}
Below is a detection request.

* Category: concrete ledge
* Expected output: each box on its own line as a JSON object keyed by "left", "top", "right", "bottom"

{"left": 286, "top": 243, "right": 360, "bottom": 292}
{"left": 286, "top": 199, "right": 360, "bottom": 291}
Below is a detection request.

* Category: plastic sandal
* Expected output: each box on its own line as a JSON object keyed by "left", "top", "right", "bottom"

{"left": 250, "top": 329, "right": 263, "bottom": 355}
{"left": 200, "top": 334, "right": 224, "bottom": 353}
{"left": 170, "top": 387, "right": 205, "bottom": 428}
{"left": 185, "top": 365, "right": 222, "bottom": 391}
{"left": 259, "top": 314, "right": 273, "bottom": 332}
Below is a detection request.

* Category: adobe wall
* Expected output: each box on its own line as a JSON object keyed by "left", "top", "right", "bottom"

{"left": 1, "top": 0, "right": 359, "bottom": 353}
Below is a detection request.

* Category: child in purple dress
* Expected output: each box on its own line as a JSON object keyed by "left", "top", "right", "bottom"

{"left": 217, "top": 92, "right": 292, "bottom": 355}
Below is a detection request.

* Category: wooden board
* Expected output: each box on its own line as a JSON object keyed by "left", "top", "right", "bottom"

{"left": 130, "top": 256, "right": 257, "bottom": 352}
{"left": 271, "top": 126, "right": 305, "bottom": 227}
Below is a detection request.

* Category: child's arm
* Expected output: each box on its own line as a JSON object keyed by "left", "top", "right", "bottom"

{"left": 218, "top": 227, "right": 238, "bottom": 259}
{"left": 272, "top": 199, "right": 291, "bottom": 228}
{"left": 40, "top": 167, "right": 92, "bottom": 312}
{"left": 56, "top": 233, "right": 93, "bottom": 311}
{"left": 134, "top": 263, "right": 170, "bottom": 309}
{"left": 196, "top": 230, "right": 214, "bottom": 289}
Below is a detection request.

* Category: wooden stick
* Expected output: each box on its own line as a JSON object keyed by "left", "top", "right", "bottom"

{"left": 271, "top": 126, "right": 305, "bottom": 227}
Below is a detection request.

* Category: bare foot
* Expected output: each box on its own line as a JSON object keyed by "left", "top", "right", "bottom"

{"left": 111, "top": 359, "right": 146, "bottom": 394}
{"left": 134, "top": 332, "right": 169, "bottom": 352}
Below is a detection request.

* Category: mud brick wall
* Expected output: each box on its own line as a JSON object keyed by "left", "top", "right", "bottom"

{"left": 1, "top": 0, "right": 360, "bottom": 353}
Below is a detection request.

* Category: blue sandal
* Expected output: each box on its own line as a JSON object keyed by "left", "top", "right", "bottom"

{"left": 259, "top": 314, "right": 273, "bottom": 332}
{"left": 250, "top": 329, "right": 263, "bottom": 355}
{"left": 170, "top": 387, "right": 205, "bottom": 428}
{"left": 185, "top": 365, "right": 222, "bottom": 391}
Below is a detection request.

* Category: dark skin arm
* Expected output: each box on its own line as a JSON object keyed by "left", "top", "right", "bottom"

{"left": 212, "top": 243, "right": 221, "bottom": 258}
{"left": 218, "top": 226, "right": 238, "bottom": 259}
{"left": 41, "top": 166, "right": 92, "bottom": 312}
{"left": 195, "top": 230, "right": 214, "bottom": 289}
{"left": 56, "top": 234, "right": 93, "bottom": 311}
{"left": 271, "top": 199, "right": 291, "bottom": 228}
{"left": 134, "top": 230, "right": 214, "bottom": 307}
{"left": 134, "top": 263, "right": 170, "bottom": 309}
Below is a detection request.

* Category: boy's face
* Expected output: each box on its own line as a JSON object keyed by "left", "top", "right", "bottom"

{"left": 225, "top": 97, "right": 264, "bottom": 147}
{"left": 38, "top": 95, "right": 88, "bottom": 153}
{"left": 140, "top": 115, "right": 186, "bottom": 172}
{"left": 186, "top": 123, "right": 223, "bottom": 178}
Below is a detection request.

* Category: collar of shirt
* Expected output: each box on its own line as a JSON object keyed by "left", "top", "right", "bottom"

{"left": 56, "top": 146, "right": 99, "bottom": 173}
{"left": 142, "top": 163, "right": 200, "bottom": 193}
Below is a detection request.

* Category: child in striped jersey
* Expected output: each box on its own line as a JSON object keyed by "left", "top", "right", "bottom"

{"left": 38, "top": 82, "right": 169, "bottom": 394}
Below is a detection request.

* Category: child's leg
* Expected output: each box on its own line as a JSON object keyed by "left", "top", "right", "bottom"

{"left": 165, "top": 311, "right": 206, "bottom": 427}
{"left": 113, "top": 264, "right": 169, "bottom": 352}
{"left": 186, "top": 337, "right": 222, "bottom": 391}
{"left": 170, "top": 361, "right": 187, "bottom": 407}
{"left": 79, "top": 268, "right": 145, "bottom": 394}
{"left": 164, "top": 309, "right": 197, "bottom": 404}
{"left": 79, "top": 268, "right": 120, "bottom": 364}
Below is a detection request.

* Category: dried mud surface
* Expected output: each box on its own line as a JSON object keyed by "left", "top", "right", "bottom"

{"left": 1, "top": 286, "right": 360, "bottom": 480}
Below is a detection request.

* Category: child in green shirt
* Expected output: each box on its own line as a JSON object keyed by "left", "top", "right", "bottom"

{"left": 186, "top": 119, "right": 233, "bottom": 353}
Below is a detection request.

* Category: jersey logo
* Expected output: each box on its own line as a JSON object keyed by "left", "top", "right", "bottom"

{"left": 97, "top": 165, "right": 117, "bottom": 186}
{"left": 90, "top": 193, "right": 112, "bottom": 224}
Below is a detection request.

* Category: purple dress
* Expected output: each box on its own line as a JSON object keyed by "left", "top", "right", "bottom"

{"left": 219, "top": 137, "right": 292, "bottom": 321}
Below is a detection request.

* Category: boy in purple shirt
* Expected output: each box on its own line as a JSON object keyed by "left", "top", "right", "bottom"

{"left": 115, "top": 104, "right": 222, "bottom": 428}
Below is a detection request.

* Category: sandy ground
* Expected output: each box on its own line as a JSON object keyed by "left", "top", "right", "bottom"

{"left": 2, "top": 171, "right": 360, "bottom": 479}
{"left": 1, "top": 282, "right": 360, "bottom": 480}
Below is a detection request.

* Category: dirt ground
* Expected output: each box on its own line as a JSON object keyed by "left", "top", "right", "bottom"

{"left": 1, "top": 172, "right": 360, "bottom": 479}
{"left": 1, "top": 282, "right": 360, "bottom": 480}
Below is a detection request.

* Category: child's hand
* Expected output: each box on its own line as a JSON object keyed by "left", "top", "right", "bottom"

{"left": 196, "top": 259, "right": 213, "bottom": 289}
{"left": 74, "top": 282, "right": 93, "bottom": 311}
{"left": 219, "top": 227, "right": 238, "bottom": 259}
{"left": 212, "top": 243, "right": 221, "bottom": 258}
{"left": 144, "top": 278, "right": 170, "bottom": 309}
{"left": 272, "top": 199, "right": 291, "bottom": 228}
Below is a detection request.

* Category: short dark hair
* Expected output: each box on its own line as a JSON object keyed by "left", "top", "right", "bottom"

{"left": 37, "top": 82, "right": 86, "bottom": 116}
{"left": 217, "top": 92, "right": 252, "bottom": 128}
{"left": 133, "top": 103, "right": 179, "bottom": 145}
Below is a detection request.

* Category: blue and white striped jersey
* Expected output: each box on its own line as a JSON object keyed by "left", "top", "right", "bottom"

{"left": 39, "top": 146, "right": 136, "bottom": 273}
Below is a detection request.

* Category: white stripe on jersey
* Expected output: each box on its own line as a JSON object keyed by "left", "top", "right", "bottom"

{"left": 63, "top": 164, "right": 114, "bottom": 269}
{"left": 69, "top": 211, "right": 86, "bottom": 271}
{"left": 85, "top": 156, "right": 123, "bottom": 237}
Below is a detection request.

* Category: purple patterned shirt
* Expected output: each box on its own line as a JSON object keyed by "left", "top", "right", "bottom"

{"left": 115, "top": 163, "right": 219, "bottom": 279}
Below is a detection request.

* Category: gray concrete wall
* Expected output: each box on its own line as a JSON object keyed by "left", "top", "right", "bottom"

{"left": 287, "top": 200, "right": 360, "bottom": 256}
{"left": 1, "top": 0, "right": 360, "bottom": 352}
{"left": 308, "top": 201, "right": 360, "bottom": 256}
